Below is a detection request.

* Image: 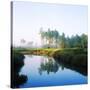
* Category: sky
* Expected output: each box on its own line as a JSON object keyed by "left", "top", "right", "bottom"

{"left": 13, "top": 1, "right": 88, "bottom": 46}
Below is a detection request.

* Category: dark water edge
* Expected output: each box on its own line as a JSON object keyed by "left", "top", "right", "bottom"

{"left": 53, "top": 52, "right": 87, "bottom": 76}
{"left": 55, "top": 59, "right": 87, "bottom": 76}
{"left": 11, "top": 50, "right": 28, "bottom": 88}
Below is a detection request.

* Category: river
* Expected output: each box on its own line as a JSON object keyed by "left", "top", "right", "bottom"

{"left": 19, "top": 55, "right": 87, "bottom": 88}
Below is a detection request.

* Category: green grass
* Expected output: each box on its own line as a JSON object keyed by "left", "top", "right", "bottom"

{"left": 13, "top": 47, "right": 87, "bottom": 57}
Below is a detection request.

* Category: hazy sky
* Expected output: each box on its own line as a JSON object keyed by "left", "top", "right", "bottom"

{"left": 13, "top": 1, "right": 88, "bottom": 46}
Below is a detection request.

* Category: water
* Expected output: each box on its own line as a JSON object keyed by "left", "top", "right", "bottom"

{"left": 19, "top": 55, "right": 87, "bottom": 88}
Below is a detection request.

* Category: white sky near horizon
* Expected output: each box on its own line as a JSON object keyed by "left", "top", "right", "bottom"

{"left": 13, "top": 1, "right": 88, "bottom": 46}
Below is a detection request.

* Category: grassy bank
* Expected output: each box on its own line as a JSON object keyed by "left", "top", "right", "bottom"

{"left": 17, "top": 48, "right": 87, "bottom": 56}
{"left": 20, "top": 48, "right": 57, "bottom": 56}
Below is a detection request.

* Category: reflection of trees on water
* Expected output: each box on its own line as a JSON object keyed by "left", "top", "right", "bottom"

{"left": 55, "top": 59, "right": 87, "bottom": 76}
{"left": 38, "top": 57, "right": 60, "bottom": 75}
{"left": 38, "top": 57, "right": 87, "bottom": 76}
{"left": 60, "top": 64, "right": 64, "bottom": 70}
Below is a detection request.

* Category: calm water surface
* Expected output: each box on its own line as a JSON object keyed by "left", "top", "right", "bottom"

{"left": 19, "top": 55, "right": 87, "bottom": 88}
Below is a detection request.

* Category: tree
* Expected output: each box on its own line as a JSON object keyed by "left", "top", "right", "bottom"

{"left": 60, "top": 33, "right": 66, "bottom": 48}
{"left": 39, "top": 27, "right": 46, "bottom": 45}
{"left": 40, "top": 28, "right": 56, "bottom": 48}
{"left": 65, "top": 36, "right": 71, "bottom": 48}
{"left": 46, "top": 28, "right": 54, "bottom": 47}
{"left": 81, "top": 34, "right": 88, "bottom": 48}
{"left": 39, "top": 27, "right": 88, "bottom": 49}
{"left": 73, "top": 35, "right": 82, "bottom": 48}
{"left": 53, "top": 30, "right": 59, "bottom": 48}
{"left": 20, "top": 39, "right": 26, "bottom": 47}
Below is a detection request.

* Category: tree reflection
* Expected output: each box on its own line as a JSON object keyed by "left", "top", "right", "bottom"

{"left": 55, "top": 58, "right": 87, "bottom": 76}
{"left": 38, "top": 56, "right": 87, "bottom": 76}
{"left": 60, "top": 64, "right": 64, "bottom": 70}
{"left": 38, "top": 57, "right": 59, "bottom": 75}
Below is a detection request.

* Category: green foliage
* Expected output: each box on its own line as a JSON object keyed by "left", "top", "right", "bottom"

{"left": 39, "top": 28, "right": 88, "bottom": 49}
{"left": 52, "top": 48, "right": 87, "bottom": 67}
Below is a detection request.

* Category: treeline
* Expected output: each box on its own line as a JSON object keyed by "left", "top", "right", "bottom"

{"left": 39, "top": 28, "right": 87, "bottom": 48}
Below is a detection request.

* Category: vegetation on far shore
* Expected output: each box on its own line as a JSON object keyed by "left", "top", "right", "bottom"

{"left": 13, "top": 47, "right": 87, "bottom": 68}
{"left": 13, "top": 47, "right": 87, "bottom": 56}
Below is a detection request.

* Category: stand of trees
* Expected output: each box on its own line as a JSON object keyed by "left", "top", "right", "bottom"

{"left": 39, "top": 28, "right": 87, "bottom": 48}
